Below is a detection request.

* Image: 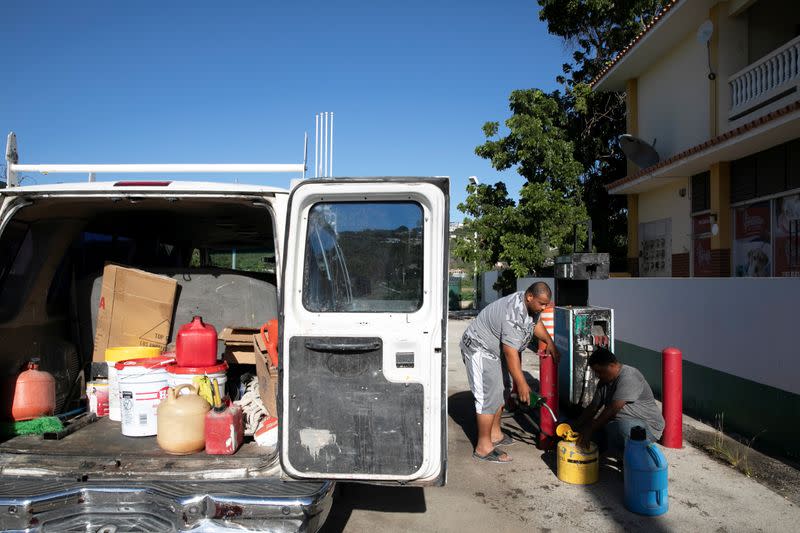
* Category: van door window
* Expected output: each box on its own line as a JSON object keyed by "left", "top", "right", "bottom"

{"left": 302, "top": 201, "right": 423, "bottom": 313}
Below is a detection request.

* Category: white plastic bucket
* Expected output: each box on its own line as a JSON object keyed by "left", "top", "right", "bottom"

{"left": 166, "top": 361, "right": 228, "bottom": 397}
{"left": 105, "top": 346, "right": 162, "bottom": 421}
{"left": 116, "top": 357, "right": 171, "bottom": 437}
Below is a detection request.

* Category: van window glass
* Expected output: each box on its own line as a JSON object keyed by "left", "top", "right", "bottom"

{"left": 207, "top": 248, "right": 276, "bottom": 274}
{"left": 302, "top": 202, "right": 424, "bottom": 313}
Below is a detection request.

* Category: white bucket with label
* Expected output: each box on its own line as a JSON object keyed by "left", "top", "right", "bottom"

{"left": 166, "top": 361, "right": 228, "bottom": 397}
{"left": 105, "top": 346, "right": 162, "bottom": 421}
{"left": 116, "top": 357, "right": 171, "bottom": 437}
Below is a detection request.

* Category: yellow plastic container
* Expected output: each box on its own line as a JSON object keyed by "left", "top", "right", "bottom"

{"left": 556, "top": 423, "right": 599, "bottom": 485}
{"left": 105, "top": 346, "right": 163, "bottom": 363}
{"left": 105, "top": 346, "right": 163, "bottom": 421}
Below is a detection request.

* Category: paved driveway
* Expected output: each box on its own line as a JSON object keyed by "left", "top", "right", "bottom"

{"left": 321, "top": 318, "right": 799, "bottom": 532}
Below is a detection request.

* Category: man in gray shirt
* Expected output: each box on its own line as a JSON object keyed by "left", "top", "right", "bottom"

{"left": 575, "top": 347, "right": 665, "bottom": 455}
{"left": 461, "top": 282, "right": 559, "bottom": 463}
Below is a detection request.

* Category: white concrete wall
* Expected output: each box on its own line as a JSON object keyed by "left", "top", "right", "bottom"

{"left": 479, "top": 270, "right": 503, "bottom": 309}
{"left": 637, "top": 179, "right": 692, "bottom": 256}
{"left": 589, "top": 277, "right": 800, "bottom": 395}
{"left": 638, "top": 31, "right": 710, "bottom": 159}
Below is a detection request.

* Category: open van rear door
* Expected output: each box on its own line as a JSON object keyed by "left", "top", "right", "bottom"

{"left": 280, "top": 178, "right": 448, "bottom": 485}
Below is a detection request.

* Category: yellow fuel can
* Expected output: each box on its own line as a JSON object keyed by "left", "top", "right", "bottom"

{"left": 556, "top": 423, "right": 599, "bottom": 485}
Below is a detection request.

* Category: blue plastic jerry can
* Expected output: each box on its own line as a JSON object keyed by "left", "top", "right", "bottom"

{"left": 623, "top": 426, "right": 668, "bottom": 516}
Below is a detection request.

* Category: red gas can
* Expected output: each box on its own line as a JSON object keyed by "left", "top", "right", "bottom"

{"left": 176, "top": 316, "right": 218, "bottom": 367}
{"left": 205, "top": 403, "right": 244, "bottom": 455}
{"left": 11, "top": 360, "right": 56, "bottom": 421}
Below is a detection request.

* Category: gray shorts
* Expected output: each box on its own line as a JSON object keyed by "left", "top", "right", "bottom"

{"left": 460, "top": 334, "right": 504, "bottom": 415}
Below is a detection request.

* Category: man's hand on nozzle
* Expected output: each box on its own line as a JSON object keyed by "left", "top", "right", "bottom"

{"left": 516, "top": 380, "right": 531, "bottom": 406}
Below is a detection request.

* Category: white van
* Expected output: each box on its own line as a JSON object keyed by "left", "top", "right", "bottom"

{"left": 0, "top": 133, "right": 449, "bottom": 531}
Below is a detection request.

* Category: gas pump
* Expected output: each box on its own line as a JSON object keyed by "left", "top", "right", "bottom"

{"left": 553, "top": 253, "right": 614, "bottom": 410}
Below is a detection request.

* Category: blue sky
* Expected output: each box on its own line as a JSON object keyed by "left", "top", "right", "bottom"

{"left": 2, "top": 0, "right": 571, "bottom": 220}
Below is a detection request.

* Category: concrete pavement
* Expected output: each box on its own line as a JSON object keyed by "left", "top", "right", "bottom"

{"left": 321, "top": 318, "right": 799, "bottom": 532}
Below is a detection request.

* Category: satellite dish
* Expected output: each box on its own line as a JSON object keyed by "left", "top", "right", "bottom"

{"left": 696, "top": 20, "right": 714, "bottom": 45}
{"left": 697, "top": 20, "right": 717, "bottom": 79}
{"left": 619, "top": 134, "right": 660, "bottom": 168}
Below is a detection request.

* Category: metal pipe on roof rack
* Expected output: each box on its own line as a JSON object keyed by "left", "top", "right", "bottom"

{"left": 324, "top": 112, "right": 329, "bottom": 178}
{"left": 303, "top": 132, "right": 308, "bottom": 179}
{"left": 330, "top": 112, "right": 334, "bottom": 178}
{"left": 9, "top": 163, "right": 305, "bottom": 174}
{"left": 315, "top": 113, "right": 320, "bottom": 178}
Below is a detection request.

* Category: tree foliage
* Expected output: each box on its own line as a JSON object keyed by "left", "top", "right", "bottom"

{"left": 455, "top": 0, "right": 669, "bottom": 282}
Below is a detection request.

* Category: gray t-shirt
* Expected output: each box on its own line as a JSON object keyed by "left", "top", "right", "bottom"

{"left": 463, "top": 292, "right": 539, "bottom": 358}
{"left": 591, "top": 364, "right": 665, "bottom": 439}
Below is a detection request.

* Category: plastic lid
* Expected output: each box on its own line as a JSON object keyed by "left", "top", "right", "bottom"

{"left": 114, "top": 356, "right": 174, "bottom": 371}
{"left": 166, "top": 361, "right": 228, "bottom": 375}
{"left": 630, "top": 426, "right": 647, "bottom": 441}
{"left": 105, "top": 346, "right": 162, "bottom": 362}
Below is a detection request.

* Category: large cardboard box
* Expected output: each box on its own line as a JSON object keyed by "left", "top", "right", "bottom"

{"left": 92, "top": 264, "right": 178, "bottom": 362}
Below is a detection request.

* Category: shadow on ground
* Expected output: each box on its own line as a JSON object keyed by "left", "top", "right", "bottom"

{"left": 319, "top": 483, "right": 427, "bottom": 533}
{"left": 448, "top": 371, "right": 541, "bottom": 450}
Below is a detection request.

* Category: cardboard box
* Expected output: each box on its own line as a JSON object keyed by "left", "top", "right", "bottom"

{"left": 92, "top": 264, "right": 178, "bottom": 362}
{"left": 252, "top": 333, "right": 278, "bottom": 419}
{"left": 220, "top": 327, "right": 259, "bottom": 365}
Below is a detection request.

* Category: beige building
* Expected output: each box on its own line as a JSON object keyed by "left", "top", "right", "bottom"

{"left": 594, "top": 0, "right": 800, "bottom": 277}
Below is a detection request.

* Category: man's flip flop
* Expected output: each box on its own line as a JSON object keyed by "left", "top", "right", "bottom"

{"left": 473, "top": 449, "right": 512, "bottom": 463}
{"left": 492, "top": 435, "right": 515, "bottom": 446}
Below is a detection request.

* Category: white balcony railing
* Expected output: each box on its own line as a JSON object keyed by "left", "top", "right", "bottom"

{"left": 729, "top": 35, "right": 800, "bottom": 119}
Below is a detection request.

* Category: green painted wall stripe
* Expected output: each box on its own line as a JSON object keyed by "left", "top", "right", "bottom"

{"left": 616, "top": 340, "right": 800, "bottom": 461}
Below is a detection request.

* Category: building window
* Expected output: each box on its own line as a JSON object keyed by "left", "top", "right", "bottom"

{"left": 774, "top": 193, "right": 800, "bottom": 276}
{"left": 691, "top": 172, "right": 710, "bottom": 213}
{"left": 732, "top": 192, "right": 800, "bottom": 277}
{"left": 733, "top": 202, "right": 771, "bottom": 277}
{"left": 692, "top": 215, "right": 713, "bottom": 276}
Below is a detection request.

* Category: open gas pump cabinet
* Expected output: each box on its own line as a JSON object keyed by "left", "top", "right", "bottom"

{"left": 0, "top": 134, "right": 449, "bottom": 494}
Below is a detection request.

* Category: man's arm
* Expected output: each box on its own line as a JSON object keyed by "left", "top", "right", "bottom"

{"left": 534, "top": 319, "right": 560, "bottom": 364}
{"left": 577, "top": 400, "right": 627, "bottom": 449}
{"left": 502, "top": 344, "right": 530, "bottom": 404}
{"left": 573, "top": 403, "right": 600, "bottom": 430}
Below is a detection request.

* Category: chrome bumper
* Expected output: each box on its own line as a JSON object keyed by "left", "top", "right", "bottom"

{"left": 0, "top": 477, "right": 334, "bottom": 532}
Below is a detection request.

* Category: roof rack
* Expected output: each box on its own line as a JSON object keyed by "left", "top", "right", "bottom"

{"left": 4, "top": 132, "right": 308, "bottom": 187}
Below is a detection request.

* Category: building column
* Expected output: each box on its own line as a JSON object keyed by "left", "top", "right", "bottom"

{"left": 625, "top": 78, "right": 640, "bottom": 276}
{"left": 627, "top": 194, "right": 639, "bottom": 276}
{"left": 710, "top": 162, "right": 732, "bottom": 276}
{"left": 625, "top": 79, "right": 639, "bottom": 178}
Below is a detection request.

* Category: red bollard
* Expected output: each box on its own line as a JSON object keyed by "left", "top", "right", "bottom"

{"left": 661, "top": 347, "right": 683, "bottom": 448}
{"left": 538, "top": 350, "right": 558, "bottom": 449}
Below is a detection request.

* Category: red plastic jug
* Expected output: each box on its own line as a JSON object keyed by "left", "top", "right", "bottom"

{"left": 205, "top": 403, "right": 244, "bottom": 455}
{"left": 11, "top": 359, "right": 56, "bottom": 421}
{"left": 205, "top": 379, "right": 243, "bottom": 455}
{"left": 176, "top": 316, "right": 218, "bottom": 367}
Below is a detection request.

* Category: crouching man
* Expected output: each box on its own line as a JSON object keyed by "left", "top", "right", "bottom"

{"left": 574, "top": 347, "right": 665, "bottom": 456}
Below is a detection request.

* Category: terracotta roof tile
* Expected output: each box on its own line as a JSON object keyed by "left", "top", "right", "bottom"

{"left": 590, "top": 0, "right": 681, "bottom": 89}
{"left": 607, "top": 100, "right": 800, "bottom": 192}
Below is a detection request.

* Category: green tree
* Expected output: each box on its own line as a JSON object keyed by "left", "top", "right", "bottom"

{"left": 465, "top": 88, "right": 589, "bottom": 282}
{"left": 539, "top": 0, "right": 668, "bottom": 269}
{"left": 455, "top": 0, "right": 669, "bottom": 279}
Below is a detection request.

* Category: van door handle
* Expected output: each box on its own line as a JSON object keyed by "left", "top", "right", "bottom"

{"left": 304, "top": 340, "right": 381, "bottom": 353}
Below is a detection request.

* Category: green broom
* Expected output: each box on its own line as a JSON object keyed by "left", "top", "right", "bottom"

{"left": 0, "top": 417, "right": 64, "bottom": 438}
